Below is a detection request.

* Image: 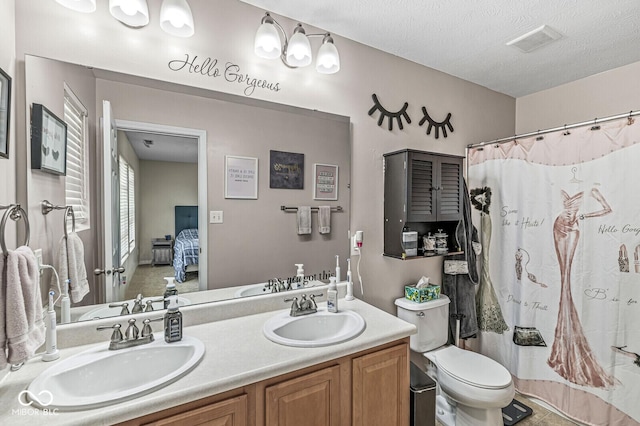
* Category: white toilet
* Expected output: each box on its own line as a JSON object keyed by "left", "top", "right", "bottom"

{"left": 395, "top": 295, "right": 514, "bottom": 426}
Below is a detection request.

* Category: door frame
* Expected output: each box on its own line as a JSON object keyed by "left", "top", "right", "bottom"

{"left": 113, "top": 119, "right": 207, "bottom": 293}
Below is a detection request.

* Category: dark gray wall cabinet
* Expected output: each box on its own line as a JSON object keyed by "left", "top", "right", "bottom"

{"left": 383, "top": 149, "right": 463, "bottom": 258}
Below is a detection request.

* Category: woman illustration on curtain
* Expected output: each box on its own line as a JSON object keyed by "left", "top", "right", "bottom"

{"left": 547, "top": 187, "right": 616, "bottom": 388}
{"left": 470, "top": 187, "right": 509, "bottom": 334}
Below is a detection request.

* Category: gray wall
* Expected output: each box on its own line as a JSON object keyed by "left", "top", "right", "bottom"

{"left": 138, "top": 160, "right": 198, "bottom": 263}
{"left": 23, "top": 55, "right": 98, "bottom": 306}
{"left": 516, "top": 60, "right": 640, "bottom": 134}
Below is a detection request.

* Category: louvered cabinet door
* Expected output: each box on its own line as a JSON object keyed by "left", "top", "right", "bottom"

{"left": 436, "top": 156, "right": 463, "bottom": 221}
{"left": 406, "top": 153, "right": 438, "bottom": 222}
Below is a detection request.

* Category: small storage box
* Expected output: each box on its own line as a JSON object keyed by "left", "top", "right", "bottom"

{"left": 405, "top": 284, "right": 441, "bottom": 303}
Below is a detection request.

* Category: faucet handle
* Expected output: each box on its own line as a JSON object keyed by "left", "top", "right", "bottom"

{"left": 124, "top": 318, "right": 139, "bottom": 340}
{"left": 141, "top": 317, "right": 163, "bottom": 338}
{"left": 97, "top": 323, "right": 123, "bottom": 343}
{"left": 108, "top": 302, "right": 130, "bottom": 316}
{"left": 309, "top": 293, "right": 323, "bottom": 309}
{"left": 144, "top": 298, "right": 164, "bottom": 312}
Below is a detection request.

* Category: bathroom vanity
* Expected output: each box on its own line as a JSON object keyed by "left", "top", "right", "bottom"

{"left": 0, "top": 289, "right": 415, "bottom": 426}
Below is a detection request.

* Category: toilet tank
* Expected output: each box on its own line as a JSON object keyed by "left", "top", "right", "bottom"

{"left": 395, "top": 295, "right": 450, "bottom": 353}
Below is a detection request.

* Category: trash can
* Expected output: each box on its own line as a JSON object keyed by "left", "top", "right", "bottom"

{"left": 410, "top": 361, "right": 437, "bottom": 426}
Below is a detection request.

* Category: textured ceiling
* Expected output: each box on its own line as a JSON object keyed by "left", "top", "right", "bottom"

{"left": 238, "top": 0, "right": 640, "bottom": 98}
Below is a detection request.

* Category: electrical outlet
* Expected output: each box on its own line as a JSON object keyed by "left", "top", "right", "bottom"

{"left": 34, "top": 248, "right": 43, "bottom": 275}
{"left": 350, "top": 236, "right": 360, "bottom": 256}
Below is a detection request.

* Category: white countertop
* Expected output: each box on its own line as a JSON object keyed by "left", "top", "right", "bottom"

{"left": 0, "top": 297, "right": 415, "bottom": 425}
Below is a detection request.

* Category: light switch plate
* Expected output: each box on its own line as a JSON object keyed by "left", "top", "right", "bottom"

{"left": 210, "top": 210, "right": 223, "bottom": 224}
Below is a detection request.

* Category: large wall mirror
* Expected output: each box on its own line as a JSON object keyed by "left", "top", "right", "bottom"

{"left": 24, "top": 55, "right": 351, "bottom": 324}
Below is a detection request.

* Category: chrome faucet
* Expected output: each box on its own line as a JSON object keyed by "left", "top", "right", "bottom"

{"left": 97, "top": 317, "right": 163, "bottom": 350}
{"left": 131, "top": 294, "right": 145, "bottom": 313}
{"left": 285, "top": 293, "right": 323, "bottom": 317}
{"left": 266, "top": 278, "right": 291, "bottom": 293}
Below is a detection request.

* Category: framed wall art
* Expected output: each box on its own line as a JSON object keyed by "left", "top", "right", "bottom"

{"left": 0, "top": 67, "right": 11, "bottom": 159}
{"left": 225, "top": 155, "right": 258, "bottom": 199}
{"left": 31, "top": 103, "right": 67, "bottom": 175}
{"left": 269, "top": 150, "right": 304, "bottom": 189}
{"left": 313, "top": 163, "right": 339, "bottom": 200}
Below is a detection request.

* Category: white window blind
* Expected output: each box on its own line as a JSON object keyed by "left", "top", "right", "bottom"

{"left": 119, "top": 157, "right": 135, "bottom": 263}
{"left": 63, "top": 84, "right": 89, "bottom": 228}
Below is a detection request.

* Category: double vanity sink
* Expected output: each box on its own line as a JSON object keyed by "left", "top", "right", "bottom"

{"left": 26, "top": 303, "right": 366, "bottom": 412}
{"left": 1, "top": 290, "right": 415, "bottom": 425}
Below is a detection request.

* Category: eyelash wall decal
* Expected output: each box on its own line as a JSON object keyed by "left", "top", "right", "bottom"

{"left": 368, "top": 93, "right": 411, "bottom": 131}
{"left": 419, "top": 107, "right": 454, "bottom": 139}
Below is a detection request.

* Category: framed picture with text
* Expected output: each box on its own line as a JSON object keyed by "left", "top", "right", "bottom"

{"left": 0, "top": 67, "right": 11, "bottom": 159}
{"left": 313, "top": 163, "right": 339, "bottom": 200}
{"left": 31, "top": 103, "right": 67, "bottom": 175}
{"left": 225, "top": 155, "right": 258, "bottom": 199}
{"left": 269, "top": 150, "right": 304, "bottom": 189}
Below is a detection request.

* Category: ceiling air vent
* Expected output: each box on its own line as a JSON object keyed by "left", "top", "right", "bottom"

{"left": 506, "top": 25, "right": 562, "bottom": 53}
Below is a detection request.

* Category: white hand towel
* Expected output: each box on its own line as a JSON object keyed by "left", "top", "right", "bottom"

{"left": 0, "top": 247, "right": 46, "bottom": 369}
{"left": 52, "top": 232, "right": 89, "bottom": 304}
{"left": 297, "top": 206, "right": 312, "bottom": 235}
{"left": 318, "top": 206, "right": 331, "bottom": 234}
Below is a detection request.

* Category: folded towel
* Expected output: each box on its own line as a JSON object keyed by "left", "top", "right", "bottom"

{"left": 52, "top": 232, "right": 89, "bottom": 303}
{"left": 297, "top": 206, "right": 312, "bottom": 235}
{"left": 318, "top": 206, "right": 331, "bottom": 234}
{"left": 1, "top": 247, "right": 46, "bottom": 369}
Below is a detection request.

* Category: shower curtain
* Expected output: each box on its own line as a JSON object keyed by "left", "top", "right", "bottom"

{"left": 468, "top": 118, "right": 640, "bottom": 425}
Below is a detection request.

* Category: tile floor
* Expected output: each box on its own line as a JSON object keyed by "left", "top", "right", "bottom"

{"left": 435, "top": 393, "right": 580, "bottom": 425}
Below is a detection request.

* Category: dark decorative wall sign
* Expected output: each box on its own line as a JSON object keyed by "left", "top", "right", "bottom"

{"left": 368, "top": 93, "right": 411, "bottom": 131}
{"left": 168, "top": 53, "right": 282, "bottom": 97}
{"left": 270, "top": 150, "right": 304, "bottom": 189}
{"left": 419, "top": 107, "right": 454, "bottom": 139}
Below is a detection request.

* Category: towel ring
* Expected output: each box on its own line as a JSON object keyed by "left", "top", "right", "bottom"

{"left": 42, "top": 200, "right": 76, "bottom": 238}
{"left": 64, "top": 206, "right": 76, "bottom": 238}
{"left": 0, "top": 205, "right": 31, "bottom": 254}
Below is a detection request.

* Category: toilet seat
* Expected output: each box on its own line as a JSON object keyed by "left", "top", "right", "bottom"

{"left": 432, "top": 346, "right": 512, "bottom": 390}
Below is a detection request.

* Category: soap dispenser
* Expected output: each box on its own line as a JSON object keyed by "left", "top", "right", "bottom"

{"left": 295, "top": 263, "right": 305, "bottom": 289}
{"left": 334, "top": 255, "right": 341, "bottom": 282}
{"left": 327, "top": 277, "right": 338, "bottom": 313}
{"left": 164, "top": 295, "right": 183, "bottom": 343}
{"left": 163, "top": 277, "right": 178, "bottom": 309}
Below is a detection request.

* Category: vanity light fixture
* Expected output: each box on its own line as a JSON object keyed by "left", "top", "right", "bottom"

{"left": 109, "top": 0, "right": 149, "bottom": 28}
{"left": 55, "top": 0, "right": 96, "bottom": 13}
{"left": 54, "top": 0, "right": 194, "bottom": 37}
{"left": 160, "top": 0, "right": 195, "bottom": 38}
{"left": 254, "top": 12, "right": 341, "bottom": 74}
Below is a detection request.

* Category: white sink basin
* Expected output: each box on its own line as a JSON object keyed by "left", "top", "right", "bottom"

{"left": 77, "top": 296, "right": 191, "bottom": 321}
{"left": 234, "top": 281, "right": 328, "bottom": 298}
{"left": 27, "top": 335, "right": 205, "bottom": 411}
{"left": 263, "top": 308, "right": 366, "bottom": 347}
{"left": 234, "top": 283, "right": 269, "bottom": 298}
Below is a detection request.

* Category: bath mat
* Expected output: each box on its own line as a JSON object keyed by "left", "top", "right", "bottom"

{"left": 502, "top": 399, "right": 533, "bottom": 425}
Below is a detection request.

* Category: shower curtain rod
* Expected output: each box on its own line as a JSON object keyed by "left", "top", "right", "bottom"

{"left": 467, "top": 109, "right": 640, "bottom": 149}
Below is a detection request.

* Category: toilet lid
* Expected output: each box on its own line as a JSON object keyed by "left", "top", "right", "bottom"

{"left": 435, "top": 347, "right": 512, "bottom": 390}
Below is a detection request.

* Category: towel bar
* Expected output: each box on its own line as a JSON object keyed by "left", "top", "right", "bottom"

{"left": 280, "top": 205, "right": 343, "bottom": 212}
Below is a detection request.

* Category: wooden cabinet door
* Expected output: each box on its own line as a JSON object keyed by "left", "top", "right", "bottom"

{"left": 352, "top": 343, "right": 409, "bottom": 426}
{"left": 265, "top": 366, "right": 341, "bottom": 426}
{"left": 144, "top": 394, "right": 248, "bottom": 426}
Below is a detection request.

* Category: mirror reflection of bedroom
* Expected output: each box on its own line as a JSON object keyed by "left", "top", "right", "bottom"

{"left": 118, "top": 130, "right": 200, "bottom": 300}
